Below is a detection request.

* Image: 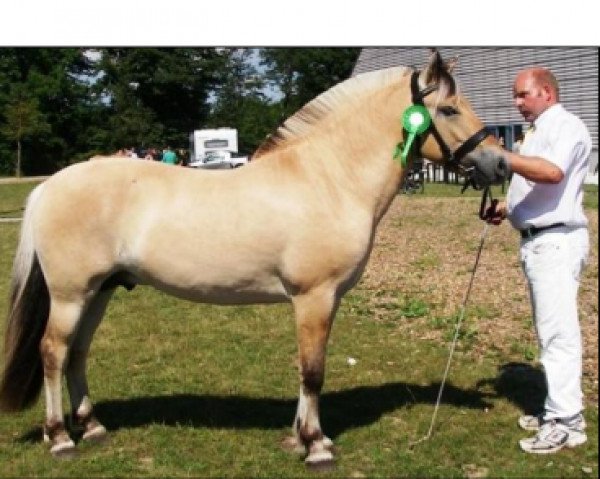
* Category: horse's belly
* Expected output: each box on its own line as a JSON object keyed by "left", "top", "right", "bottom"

{"left": 128, "top": 227, "right": 290, "bottom": 304}
{"left": 137, "top": 271, "right": 290, "bottom": 305}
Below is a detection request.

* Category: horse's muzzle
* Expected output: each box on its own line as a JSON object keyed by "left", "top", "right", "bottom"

{"left": 461, "top": 147, "right": 510, "bottom": 190}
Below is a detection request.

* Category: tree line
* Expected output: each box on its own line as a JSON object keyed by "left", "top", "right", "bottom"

{"left": 0, "top": 48, "right": 360, "bottom": 176}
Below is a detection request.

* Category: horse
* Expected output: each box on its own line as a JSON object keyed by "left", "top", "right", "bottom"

{"left": 0, "top": 50, "right": 501, "bottom": 467}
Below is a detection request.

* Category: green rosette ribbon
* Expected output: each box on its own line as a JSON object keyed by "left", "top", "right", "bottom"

{"left": 393, "top": 105, "right": 431, "bottom": 166}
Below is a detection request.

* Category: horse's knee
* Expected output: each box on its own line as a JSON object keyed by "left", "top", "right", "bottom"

{"left": 40, "top": 335, "right": 67, "bottom": 374}
{"left": 43, "top": 297, "right": 90, "bottom": 376}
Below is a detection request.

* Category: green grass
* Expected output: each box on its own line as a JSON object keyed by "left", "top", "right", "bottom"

{"left": 417, "top": 182, "right": 598, "bottom": 208}
{"left": 0, "top": 183, "right": 36, "bottom": 218}
{"left": 0, "top": 179, "right": 597, "bottom": 477}
{"left": 416, "top": 181, "right": 508, "bottom": 198}
{"left": 583, "top": 184, "right": 598, "bottom": 209}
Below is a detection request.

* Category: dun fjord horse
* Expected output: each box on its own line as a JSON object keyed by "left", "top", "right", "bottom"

{"left": 1, "top": 51, "right": 501, "bottom": 466}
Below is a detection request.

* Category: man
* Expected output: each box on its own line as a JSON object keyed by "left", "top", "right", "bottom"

{"left": 482, "top": 68, "right": 592, "bottom": 454}
{"left": 161, "top": 146, "right": 178, "bottom": 165}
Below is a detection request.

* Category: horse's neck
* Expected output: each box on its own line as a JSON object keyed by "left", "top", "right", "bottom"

{"left": 293, "top": 100, "right": 404, "bottom": 222}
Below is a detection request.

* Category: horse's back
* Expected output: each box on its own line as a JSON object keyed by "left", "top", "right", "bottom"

{"left": 32, "top": 160, "right": 292, "bottom": 302}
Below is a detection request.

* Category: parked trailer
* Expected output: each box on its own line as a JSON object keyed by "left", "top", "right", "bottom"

{"left": 188, "top": 128, "right": 249, "bottom": 169}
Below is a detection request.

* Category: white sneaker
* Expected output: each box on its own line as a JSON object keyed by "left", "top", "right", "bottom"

{"left": 518, "top": 412, "right": 586, "bottom": 432}
{"left": 519, "top": 420, "right": 587, "bottom": 454}
{"left": 518, "top": 413, "right": 545, "bottom": 431}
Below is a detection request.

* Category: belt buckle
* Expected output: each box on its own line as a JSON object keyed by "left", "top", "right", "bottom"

{"left": 522, "top": 227, "right": 536, "bottom": 239}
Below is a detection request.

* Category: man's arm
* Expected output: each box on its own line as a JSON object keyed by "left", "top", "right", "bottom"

{"left": 503, "top": 151, "right": 564, "bottom": 184}
{"left": 482, "top": 151, "right": 564, "bottom": 225}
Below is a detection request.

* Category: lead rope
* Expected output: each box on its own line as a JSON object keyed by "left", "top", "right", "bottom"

{"left": 409, "top": 187, "right": 492, "bottom": 447}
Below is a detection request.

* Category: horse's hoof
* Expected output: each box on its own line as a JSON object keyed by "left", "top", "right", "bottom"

{"left": 82, "top": 424, "right": 108, "bottom": 444}
{"left": 281, "top": 436, "right": 306, "bottom": 455}
{"left": 305, "top": 450, "right": 336, "bottom": 471}
{"left": 50, "top": 440, "right": 77, "bottom": 460}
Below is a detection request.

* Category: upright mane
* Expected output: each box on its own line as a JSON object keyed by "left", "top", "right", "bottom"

{"left": 252, "top": 66, "right": 411, "bottom": 159}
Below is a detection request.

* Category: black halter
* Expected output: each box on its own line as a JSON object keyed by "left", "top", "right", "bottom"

{"left": 410, "top": 71, "right": 489, "bottom": 170}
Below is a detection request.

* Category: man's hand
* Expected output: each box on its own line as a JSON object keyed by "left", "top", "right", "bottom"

{"left": 483, "top": 199, "right": 507, "bottom": 225}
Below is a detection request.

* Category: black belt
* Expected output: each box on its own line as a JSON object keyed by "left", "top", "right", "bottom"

{"left": 520, "top": 222, "right": 566, "bottom": 239}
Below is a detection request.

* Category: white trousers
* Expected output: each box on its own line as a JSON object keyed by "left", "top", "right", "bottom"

{"left": 519, "top": 226, "right": 589, "bottom": 419}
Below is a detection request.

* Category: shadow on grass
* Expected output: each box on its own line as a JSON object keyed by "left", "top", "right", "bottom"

{"left": 20, "top": 380, "right": 491, "bottom": 444}
{"left": 18, "top": 363, "right": 546, "bottom": 444}
{"left": 477, "top": 362, "right": 547, "bottom": 416}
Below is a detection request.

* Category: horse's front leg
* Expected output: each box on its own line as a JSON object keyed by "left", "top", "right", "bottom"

{"left": 66, "top": 290, "right": 113, "bottom": 444}
{"left": 41, "top": 298, "right": 84, "bottom": 458}
{"left": 288, "top": 286, "right": 338, "bottom": 469}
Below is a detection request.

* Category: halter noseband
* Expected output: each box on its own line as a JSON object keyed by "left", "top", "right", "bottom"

{"left": 410, "top": 71, "right": 489, "bottom": 169}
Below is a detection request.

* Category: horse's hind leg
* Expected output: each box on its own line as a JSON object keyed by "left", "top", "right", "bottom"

{"left": 288, "top": 286, "right": 338, "bottom": 469}
{"left": 41, "top": 296, "right": 87, "bottom": 457}
{"left": 66, "top": 289, "right": 114, "bottom": 444}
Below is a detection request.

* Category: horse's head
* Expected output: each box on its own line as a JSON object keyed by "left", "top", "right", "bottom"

{"left": 408, "top": 50, "right": 505, "bottom": 188}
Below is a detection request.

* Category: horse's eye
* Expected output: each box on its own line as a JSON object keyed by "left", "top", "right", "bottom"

{"left": 438, "top": 106, "right": 459, "bottom": 116}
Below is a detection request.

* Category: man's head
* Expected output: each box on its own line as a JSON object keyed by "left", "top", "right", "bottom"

{"left": 513, "top": 68, "right": 560, "bottom": 123}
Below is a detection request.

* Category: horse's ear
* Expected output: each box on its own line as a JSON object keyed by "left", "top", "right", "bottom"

{"left": 423, "top": 49, "right": 445, "bottom": 84}
{"left": 445, "top": 56, "right": 459, "bottom": 74}
{"left": 422, "top": 49, "right": 456, "bottom": 97}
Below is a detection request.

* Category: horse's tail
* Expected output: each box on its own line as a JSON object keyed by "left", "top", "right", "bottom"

{"left": 0, "top": 183, "right": 50, "bottom": 412}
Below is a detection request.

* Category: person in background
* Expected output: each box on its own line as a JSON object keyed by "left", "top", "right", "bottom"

{"left": 482, "top": 67, "right": 591, "bottom": 454}
{"left": 512, "top": 132, "right": 525, "bottom": 153}
{"left": 177, "top": 148, "right": 189, "bottom": 167}
{"left": 144, "top": 148, "right": 156, "bottom": 160}
{"left": 161, "top": 146, "right": 178, "bottom": 165}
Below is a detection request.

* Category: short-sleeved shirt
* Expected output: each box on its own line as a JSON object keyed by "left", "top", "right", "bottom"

{"left": 506, "top": 104, "right": 591, "bottom": 230}
{"left": 162, "top": 150, "right": 177, "bottom": 164}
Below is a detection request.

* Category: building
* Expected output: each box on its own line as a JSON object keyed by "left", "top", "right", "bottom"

{"left": 352, "top": 47, "right": 598, "bottom": 183}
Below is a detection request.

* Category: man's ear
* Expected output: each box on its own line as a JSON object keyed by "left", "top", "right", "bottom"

{"left": 541, "top": 83, "right": 553, "bottom": 102}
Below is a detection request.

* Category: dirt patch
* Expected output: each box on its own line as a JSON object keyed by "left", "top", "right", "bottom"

{"left": 358, "top": 195, "right": 598, "bottom": 405}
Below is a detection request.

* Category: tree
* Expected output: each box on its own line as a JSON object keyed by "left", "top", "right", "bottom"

{"left": 0, "top": 48, "right": 365, "bottom": 174}
{"left": 260, "top": 48, "right": 361, "bottom": 122}
{"left": 208, "top": 49, "right": 279, "bottom": 154}
{"left": 0, "top": 48, "right": 98, "bottom": 174}
{"left": 0, "top": 88, "right": 50, "bottom": 177}
{"left": 95, "top": 48, "right": 228, "bottom": 150}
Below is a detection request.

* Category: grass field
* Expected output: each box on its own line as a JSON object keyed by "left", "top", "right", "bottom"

{"left": 0, "top": 179, "right": 597, "bottom": 477}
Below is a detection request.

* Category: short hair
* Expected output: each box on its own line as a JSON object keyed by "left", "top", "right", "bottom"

{"left": 531, "top": 68, "right": 560, "bottom": 101}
